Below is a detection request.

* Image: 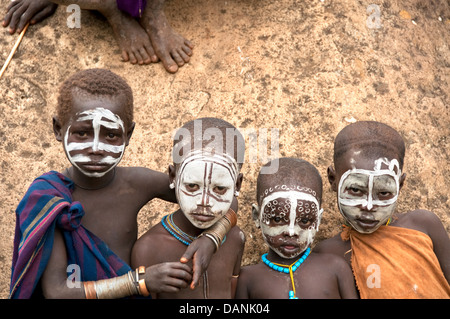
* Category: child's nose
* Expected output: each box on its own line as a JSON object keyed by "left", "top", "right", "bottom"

{"left": 197, "top": 190, "right": 212, "bottom": 207}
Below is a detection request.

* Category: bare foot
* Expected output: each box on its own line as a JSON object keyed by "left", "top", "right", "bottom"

{"left": 3, "top": 0, "right": 57, "bottom": 34}
{"left": 140, "top": 1, "right": 194, "bottom": 73}
{"left": 100, "top": 0, "right": 158, "bottom": 65}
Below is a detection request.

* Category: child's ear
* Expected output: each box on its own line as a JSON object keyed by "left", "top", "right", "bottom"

{"left": 168, "top": 164, "right": 176, "bottom": 184}
{"left": 53, "top": 117, "right": 63, "bottom": 142}
{"left": 252, "top": 204, "right": 260, "bottom": 228}
{"left": 235, "top": 173, "right": 244, "bottom": 192}
{"left": 399, "top": 173, "right": 407, "bottom": 191}
{"left": 125, "top": 122, "right": 136, "bottom": 146}
{"left": 327, "top": 165, "right": 337, "bottom": 192}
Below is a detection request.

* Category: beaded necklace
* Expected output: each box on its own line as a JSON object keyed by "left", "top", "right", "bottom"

{"left": 161, "top": 213, "right": 197, "bottom": 245}
{"left": 161, "top": 213, "right": 227, "bottom": 247}
{"left": 261, "top": 247, "right": 311, "bottom": 299}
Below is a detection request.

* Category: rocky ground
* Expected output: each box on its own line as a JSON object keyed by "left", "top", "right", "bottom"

{"left": 0, "top": 0, "right": 448, "bottom": 298}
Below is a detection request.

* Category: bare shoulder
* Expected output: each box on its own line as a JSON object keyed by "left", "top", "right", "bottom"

{"left": 310, "top": 251, "right": 348, "bottom": 270}
{"left": 228, "top": 226, "right": 246, "bottom": 246}
{"left": 117, "top": 166, "right": 166, "bottom": 187}
{"left": 314, "top": 233, "right": 349, "bottom": 255}
{"left": 117, "top": 166, "right": 174, "bottom": 202}
{"left": 394, "top": 209, "right": 445, "bottom": 235}
{"left": 239, "top": 263, "right": 266, "bottom": 281}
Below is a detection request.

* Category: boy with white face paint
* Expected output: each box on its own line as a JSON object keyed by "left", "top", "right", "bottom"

{"left": 132, "top": 118, "right": 246, "bottom": 298}
{"left": 315, "top": 121, "right": 450, "bottom": 299}
{"left": 11, "top": 69, "right": 221, "bottom": 299}
{"left": 236, "top": 158, "right": 357, "bottom": 299}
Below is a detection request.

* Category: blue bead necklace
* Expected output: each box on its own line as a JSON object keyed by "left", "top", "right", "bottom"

{"left": 161, "top": 213, "right": 196, "bottom": 246}
{"left": 261, "top": 247, "right": 311, "bottom": 299}
{"left": 161, "top": 213, "right": 227, "bottom": 246}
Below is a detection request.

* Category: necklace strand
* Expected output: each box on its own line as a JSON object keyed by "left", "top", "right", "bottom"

{"left": 261, "top": 247, "right": 311, "bottom": 299}
{"left": 161, "top": 213, "right": 228, "bottom": 247}
{"left": 162, "top": 213, "right": 196, "bottom": 245}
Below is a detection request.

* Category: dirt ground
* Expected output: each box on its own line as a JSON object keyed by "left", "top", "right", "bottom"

{"left": 0, "top": 0, "right": 449, "bottom": 299}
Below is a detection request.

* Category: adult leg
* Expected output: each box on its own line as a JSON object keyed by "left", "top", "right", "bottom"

{"left": 53, "top": 0, "right": 157, "bottom": 64}
{"left": 140, "top": 0, "right": 194, "bottom": 73}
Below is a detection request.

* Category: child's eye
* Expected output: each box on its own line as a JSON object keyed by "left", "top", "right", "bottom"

{"left": 347, "top": 187, "right": 364, "bottom": 196}
{"left": 76, "top": 131, "right": 87, "bottom": 138}
{"left": 213, "top": 186, "right": 228, "bottom": 195}
{"left": 272, "top": 216, "right": 283, "bottom": 223}
{"left": 378, "top": 191, "right": 393, "bottom": 198}
{"left": 185, "top": 184, "right": 199, "bottom": 191}
{"left": 106, "top": 132, "right": 117, "bottom": 139}
{"left": 300, "top": 218, "right": 312, "bottom": 226}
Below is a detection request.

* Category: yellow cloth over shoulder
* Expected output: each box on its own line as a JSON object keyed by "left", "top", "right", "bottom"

{"left": 341, "top": 225, "right": 450, "bottom": 299}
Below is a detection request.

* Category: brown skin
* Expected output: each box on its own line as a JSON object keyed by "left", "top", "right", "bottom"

{"left": 2, "top": 0, "right": 192, "bottom": 72}
{"left": 314, "top": 147, "right": 450, "bottom": 284}
{"left": 131, "top": 160, "right": 245, "bottom": 298}
{"left": 139, "top": 0, "right": 194, "bottom": 73}
{"left": 236, "top": 252, "right": 357, "bottom": 299}
{"left": 2, "top": 0, "right": 57, "bottom": 34}
{"left": 236, "top": 164, "right": 358, "bottom": 299}
{"left": 41, "top": 90, "right": 216, "bottom": 298}
{"left": 132, "top": 210, "right": 245, "bottom": 298}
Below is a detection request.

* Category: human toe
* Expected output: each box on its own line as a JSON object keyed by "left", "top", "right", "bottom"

{"left": 171, "top": 50, "right": 185, "bottom": 67}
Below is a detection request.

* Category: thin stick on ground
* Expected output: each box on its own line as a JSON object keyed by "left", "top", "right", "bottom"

{"left": 0, "top": 22, "right": 30, "bottom": 80}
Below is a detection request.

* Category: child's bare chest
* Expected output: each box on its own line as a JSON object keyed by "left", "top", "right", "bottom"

{"left": 71, "top": 188, "right": 139, "bottom": 262}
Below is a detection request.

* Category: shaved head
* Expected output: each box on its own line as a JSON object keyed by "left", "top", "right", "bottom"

{"left": 256, "top": 157, "right": 323, "bottom": 205}
{"left": 333, "top": 121, "right": 405, "bottom": 170}
{"left": 172, "top": 117, "right": 245, "bottom": 169}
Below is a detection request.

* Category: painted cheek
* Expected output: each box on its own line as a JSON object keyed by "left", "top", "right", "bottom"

{"left": 63, "top": 108, "right": 126, "bottom": 178}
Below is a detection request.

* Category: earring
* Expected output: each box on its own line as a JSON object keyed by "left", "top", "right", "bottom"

{"left": 169, "top": 182, "right": 175, "bottom": 189}
{"left": 234, "top": 191, "right": 240, "bottom": 197}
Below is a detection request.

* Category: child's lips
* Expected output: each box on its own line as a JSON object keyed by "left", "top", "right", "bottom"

{"left": 356, "top": 218, "right": 379, "bottom": 229}
{"left": 80, "top": 162, "right": 109, "bottom": 171}
{"left": 191, "top": 208, "right": 215, "bottom": 222}
{"left": 281, "top": 243, "right": 299, "bottom": 252}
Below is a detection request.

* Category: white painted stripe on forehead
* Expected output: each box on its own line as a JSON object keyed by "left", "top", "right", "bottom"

{"left": 76, "top": 108, "right": 124, "bottom": 128}
{"left": 178, "top": 150, "right": 239, "bottom": 182}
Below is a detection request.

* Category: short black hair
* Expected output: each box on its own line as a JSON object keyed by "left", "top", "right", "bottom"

{"left": 333, "top": 121, "right": 406, "bottom": 169}
{"left": 56, "top": 68, "right": 133, "bottom": 126}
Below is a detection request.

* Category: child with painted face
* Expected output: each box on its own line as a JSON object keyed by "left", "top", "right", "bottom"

{"left": 131, "top": 117, "right": 246, "bottom": 298}
{"left": 10, "top": 69, "right": 223, "bottom": 299}
{"left": 236, "top": 158, "right": 357, "bottom": 299}
{"left": 315, "top": 121, "right": 450, "bottom": 299}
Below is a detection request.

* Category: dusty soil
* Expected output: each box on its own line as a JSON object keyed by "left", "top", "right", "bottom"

{"left": 0, "top": 0, "right": 449, "bottom": 298}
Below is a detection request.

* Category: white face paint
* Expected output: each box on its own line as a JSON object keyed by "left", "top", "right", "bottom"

{"left": 256, "top": 188, "right": 323, "bottom": 259}
{"left": 175, "top": 150, "right": 238, "bottom": 229}
{"left": 338, "top": 157, "right": 401, "bottom": 233}
{"left": 64, "top": 108, "right": 125, "bottom": 178}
